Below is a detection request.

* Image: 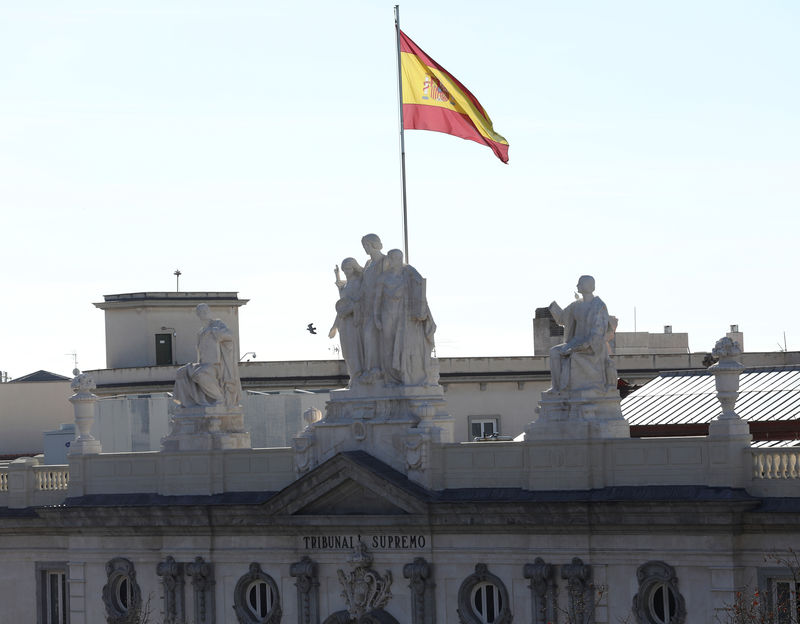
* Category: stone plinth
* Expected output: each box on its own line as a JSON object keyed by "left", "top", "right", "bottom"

{"left": 68, "top": 369, "right": 103, "bottom": 455}
{"left": 162, "top": 405, "right": 251, "bottom": 451}
{"left": 68, "top": 395, "right": 103, "bottom": 455}
{"left": 294, "top": 384, "right": 453, "bottom": 476}
{"left": 526, "top": 388, "right": 630, "bottom": 440}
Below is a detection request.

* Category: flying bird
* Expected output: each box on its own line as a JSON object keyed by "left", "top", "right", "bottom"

{"left": 307, "top": 323, "right": 317, "bottom": 335}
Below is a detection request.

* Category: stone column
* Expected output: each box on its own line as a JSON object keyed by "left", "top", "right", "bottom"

{"left": 68, "top": 369, "right": 102, "bottom": 455}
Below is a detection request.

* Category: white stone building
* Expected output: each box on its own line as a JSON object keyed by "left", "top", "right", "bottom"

{"left": 1, "top": 291, "right": 800, "bottom": 624}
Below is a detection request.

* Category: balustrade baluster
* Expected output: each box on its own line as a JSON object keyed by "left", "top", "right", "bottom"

{"left": 766, "top": 454, "right": 775, "bottom": 479}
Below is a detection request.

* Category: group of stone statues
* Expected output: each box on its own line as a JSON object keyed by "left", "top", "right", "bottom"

{"left": 329, "top": 234, "right": 439, "bottom": 389}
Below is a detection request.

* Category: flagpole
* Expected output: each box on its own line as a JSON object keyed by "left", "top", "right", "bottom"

{"left": 394, "top": 5, "right": 410, "bottom": 262}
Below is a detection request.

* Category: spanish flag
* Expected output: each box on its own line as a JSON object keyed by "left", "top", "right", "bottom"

{"left": 399, "top": 30, "right": 509, "bottom": 163}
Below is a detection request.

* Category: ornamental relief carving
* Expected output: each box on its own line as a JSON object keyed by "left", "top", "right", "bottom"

{"left": 336, "top": 541, "right": 393, "bottom": 621}
{"left": 102, "top": 557, "right": 143, "bottom": 624}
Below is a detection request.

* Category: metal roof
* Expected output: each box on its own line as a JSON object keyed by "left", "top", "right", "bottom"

{"left": 622, "top": 365, "right": 800, "bottom": 426}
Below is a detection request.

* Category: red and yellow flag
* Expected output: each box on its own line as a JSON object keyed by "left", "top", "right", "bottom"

{"left": 399, "top": 30, "right": 509, "bottom": 163}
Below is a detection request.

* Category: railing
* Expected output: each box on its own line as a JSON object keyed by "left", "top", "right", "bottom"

{"left": 33, "top": 466, "right": 70, "bottom": 490}
{"left": 752, "top": 449, "right": 800, "bottom": 480}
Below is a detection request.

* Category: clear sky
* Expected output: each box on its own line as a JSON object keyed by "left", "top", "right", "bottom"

{"left": 0, "top": 1, "right": 798, "bottom": 378}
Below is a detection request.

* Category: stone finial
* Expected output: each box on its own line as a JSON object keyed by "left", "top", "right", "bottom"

{"left": 710, "top": 336, "right": 745, "bottom": 420}
{"left": 711, "top": 336, "right": 743, "bottom": 363}
{"left": 302, "top": 407, "right": 322, "bottom": 431}
{"left": 70, "top": 368, "right": 96, "bottom": 396}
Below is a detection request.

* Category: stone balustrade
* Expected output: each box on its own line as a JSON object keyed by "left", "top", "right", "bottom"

{"left": 0, "top": 457, "right": 70, "bottom": 508}
{"left": 752, "top": 448, "right": 800, "bottom": 480}
{"left": 33, "top": 465, "right": 70, "bottom": 491}
{"left": 2, "top": 443, "right": 800, "bottom": 509}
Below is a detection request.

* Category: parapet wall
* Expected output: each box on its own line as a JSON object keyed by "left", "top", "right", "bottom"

{"left": 3, "top": 436, "right": 798, "bottom": 508}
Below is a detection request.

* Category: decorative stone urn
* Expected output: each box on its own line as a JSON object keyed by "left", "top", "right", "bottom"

{"left": 709, "top": 336, "right": 744, "bottom": 420}
{"left": 68, "top": 368, "right": 102, "bottom": 455}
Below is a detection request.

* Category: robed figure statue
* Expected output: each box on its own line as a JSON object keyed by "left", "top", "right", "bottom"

{"left": 548, "top": 275, "right": 617, "bottom": 394}
{"left": 373, "top": 249, "right": 438, "bottom": 387}
{"left": 173, "top": 304, "right": 242, "bottom": 408}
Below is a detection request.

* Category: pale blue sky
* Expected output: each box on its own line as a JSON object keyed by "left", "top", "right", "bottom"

{"left": 0, "top": 1, "right": 798, "bottom": 377}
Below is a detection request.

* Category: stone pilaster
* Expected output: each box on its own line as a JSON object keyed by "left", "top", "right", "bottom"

{"left": 524, "top": 558, "right": 557, "bottom": 624}
{"left": 291, "top": 556, "right": 320, "bottom": 624}
{"left": 562, "top": 557, "right": 594, "bottom": 624}
{"left": 157, "top": 556, "right": 186, "bottom": 624}
{"left": 404, "top": 557, "right": 435, "bottom": 624}
{"left": 186, "top": 556, "right": 215, "bottom": 624}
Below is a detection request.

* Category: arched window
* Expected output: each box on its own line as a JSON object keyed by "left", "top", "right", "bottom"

{"left": 246, "top": 578, "right": 275, "bottom": 619}
{"left": 648, "top": 582, "right": 678, "bottom": 624}
{"left": 633, "top": 561, "right": 686, "bottom": 624}
{"left": 471, "top": 581, "right": 504, "bottom": 623}
{"left": 233, "top": 562, "right": 282, "bottom": 624}
{"left": 458, "top": 564, "right": 512, "bottom": 624}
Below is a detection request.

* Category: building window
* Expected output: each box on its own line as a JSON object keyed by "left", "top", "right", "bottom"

{"left": 765, "top": 576, "right": 800, "bottom": 622}
{"left": 471, "top": 581, "right": 503, "bottom": 623}
{"left": 470, "top": 417, "right": 499, "bottom": 440}
{"left": 102, "top": 558, "right": 142, "bottom": 624}
{"left": 247, "top": 578, "right": 275, "bottom": 618}
{"left": 233, "top": 563, "right": 282, "bottom": 624}
{"left": 458, "top": 563, "right": 512, "bottom": 624}
{"left": 648, "top": 582, "right": 677, "bottom": 624}
{"left": 37, "top": 564, "right": 69, "bottom": 624}
{"left": 632, "top": 561, "right": 685, "bottom": 624}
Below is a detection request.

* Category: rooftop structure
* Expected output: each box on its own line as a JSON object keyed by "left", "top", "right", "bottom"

{"left": 1, "top": 269, "right": 799, "bottom": 624}
{"left": 94, "top": 291, "right": 248, "bottom": 369}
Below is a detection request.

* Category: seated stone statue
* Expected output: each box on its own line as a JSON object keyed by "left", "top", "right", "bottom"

{"left": 173, "top": 304, "right": 242, "bottom": 408}
{"left": 548, "top": 275, "right": 616, "bottom": 394}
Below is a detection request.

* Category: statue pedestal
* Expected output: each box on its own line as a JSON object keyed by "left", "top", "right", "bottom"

{"left": 162, "top": 405, "right": 251, "bottom": 451}
{"left": 526, "top": 388, "right": 630, "bottom": 440}
{"left": 69, "top": 438, "right": 102, "bottom": 455}
{"left": 293, "top": 384, "right": 453, "bottom": 476}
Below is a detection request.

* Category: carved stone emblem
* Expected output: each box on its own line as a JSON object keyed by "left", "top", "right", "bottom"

{"left": 336, "top": 541, "right": 392, "bottom": 620}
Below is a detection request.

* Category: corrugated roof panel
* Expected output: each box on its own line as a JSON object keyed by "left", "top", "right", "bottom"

{"left": 621, "top": 365, "right": 800, "bottom": 428}
{"left": 752, "top": 439, "right": 800, "bottom": 448}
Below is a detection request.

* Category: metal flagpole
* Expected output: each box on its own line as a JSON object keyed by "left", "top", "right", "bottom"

{"left": 394, "top": 5, "right": 410, "bottom": 262}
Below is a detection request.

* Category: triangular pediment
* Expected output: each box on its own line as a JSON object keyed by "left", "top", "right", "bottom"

{"left": 296, "top": 478, "right": 408, "bottom": 515}
{"left": 263, "top": 451, "right": 430, "bottom": 517}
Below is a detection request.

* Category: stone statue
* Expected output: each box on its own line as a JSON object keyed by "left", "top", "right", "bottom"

{"left": 328, "top": 258, "right": 365, "bottom": 383}
{"left": 374, "top": 249, "right": 438, "bottom": 387}
{"left": 173, "top": 304, "right": 242, "bottom": 408}
{"left": 548, "top": 275, "right": 616, "bottom": 394}
{"left": 359, "top": 233, "right": 388, "bottom": 383}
